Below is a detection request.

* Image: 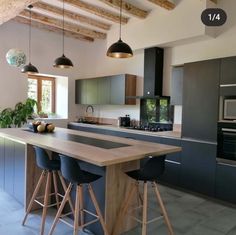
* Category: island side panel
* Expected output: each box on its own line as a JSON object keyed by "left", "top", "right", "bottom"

{"left": 105, "top": 160, "right": 140, "bottom": 234}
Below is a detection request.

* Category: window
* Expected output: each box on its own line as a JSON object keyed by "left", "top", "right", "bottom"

{"left": 28, "top": 75, "right": 56, "bottom": 113}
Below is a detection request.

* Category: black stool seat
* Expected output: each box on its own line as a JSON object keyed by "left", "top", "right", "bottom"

{"left": 126, "top": 156, "right": 165, "bottom": 181}
{"left": 60, "top": 155, "right": 101, "bottom": 184}
{"left": 33, "top": 146, "right": 60, "bottom": 171}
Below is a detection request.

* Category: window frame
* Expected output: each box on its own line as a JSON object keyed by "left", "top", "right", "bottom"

{"left": 28, "top": 75, "right": 56, "bottom": 113}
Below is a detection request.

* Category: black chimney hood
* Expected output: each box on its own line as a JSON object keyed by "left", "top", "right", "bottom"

{"left": 126, "top": 47, "right": 166, "bottom": 99}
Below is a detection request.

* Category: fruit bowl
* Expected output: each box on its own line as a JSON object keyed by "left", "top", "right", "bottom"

{"left": 30, "top": 121, "right": 55, "bottom": 133}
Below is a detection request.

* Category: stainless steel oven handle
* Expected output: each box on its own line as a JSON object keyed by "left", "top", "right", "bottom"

{"left": 222, "top": 128, "right": 236, "bottom": 132}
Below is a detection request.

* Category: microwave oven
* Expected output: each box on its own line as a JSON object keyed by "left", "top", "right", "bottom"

{"left": 224, "top": 99, "right": 236, "bottom": 120}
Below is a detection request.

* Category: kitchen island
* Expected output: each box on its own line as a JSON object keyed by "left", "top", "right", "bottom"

{"left": 0, "top": 127, "right": 181, "bottom": 234}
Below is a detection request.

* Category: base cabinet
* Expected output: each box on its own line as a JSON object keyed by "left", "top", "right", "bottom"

{"left": 0, "top": 137, "right": 25, "bottom": 204}
{"left": 215, "top": 163, "right": 236, "bottom": 204}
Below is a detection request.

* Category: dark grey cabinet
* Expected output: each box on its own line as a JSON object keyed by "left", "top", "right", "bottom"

{"left": 182, "top": 59, "right": 220, "bottom": 141}
{"left": 220, "top": 57, "right": 236, "bottom": 85}
{"left": 75, "top": 74, "right": 136, "bottom": 105}
{"left": 181, "top": 140, "right": 216, "bottom": 196}
{"left": 0, "top": 137, "right": 4, "bottom": 189}
{"left": 171, "top": 66, "right": 183, "bottom": 105}
{"left": 215, "top": 162, "right": 236, "bottom": 204}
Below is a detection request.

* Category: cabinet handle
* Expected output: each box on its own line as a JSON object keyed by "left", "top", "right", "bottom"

{"left": 220, "top": 84, "right": 236, "bottom": 87}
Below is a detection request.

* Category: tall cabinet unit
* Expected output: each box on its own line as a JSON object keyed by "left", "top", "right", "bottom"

{"left": 181, "top": 59, "right": 220, "bottom": 196}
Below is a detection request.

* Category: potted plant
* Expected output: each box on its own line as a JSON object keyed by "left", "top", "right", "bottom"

{"left": 0, "top": 98, "right": 37, "bottom": 128}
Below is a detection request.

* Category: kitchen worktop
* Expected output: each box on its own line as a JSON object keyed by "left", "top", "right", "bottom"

{"left": 0, "top": 127, "right": 181, "bottom": 166}
{"left": 69, "top": 122, "right": 182, "bottom": 139}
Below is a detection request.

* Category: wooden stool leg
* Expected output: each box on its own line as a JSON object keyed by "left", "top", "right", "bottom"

{"left": 48, "top": 183, "right": 73, "bottom": 235}
{"left": 136, "top": 182, "right": 143, "bottom": 206}
{"left": 153, "top": 182, "right": 174, "bottom": 235}
{"left": 142, "top": 182, "right": 148, "bottom": 235}
{"left": 79, "top": 185, "right": 84, "bottom": 226}
{"left": 58, "top": 171, "right": 75, "bottom": 216}
{"left": 40, "top": 171, "right": 52, "bottom": 235}
{"left": 73, "top": 185, "right": 80, "bottom": 235}
{"left": 88, "top": 184, "right": 109, "bottom": 235}
{"left": 52, "top": 171, "right": 60, "bottom": 209}
{"left": 112, "top": 182, "right": 137, "bottom": 235}
{"left": 22, "top": 170, "right": 46, "bottom": 225}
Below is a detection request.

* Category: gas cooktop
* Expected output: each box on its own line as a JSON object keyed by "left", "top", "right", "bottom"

{"left": 125, "top": 123, "right": 173, "bottom": 132}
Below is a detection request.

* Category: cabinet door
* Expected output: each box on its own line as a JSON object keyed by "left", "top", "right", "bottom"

{"left": 86, "top": 79, "right": 98, "bottom": 104}
{"left": 161, "top": 138, "right": 181, "bottom": 162}
{"left": 14, "top": 142, "right": 25, "bottom": 204}
{"left": 4, "top": 139, "right": 14, "bottom": 196}
{"left": 75, "top": 80, "right": 87, "bottom": 104}
{"left": 171, "top": 67, "right": 183, "bottom": 105}
{"left": 221, "top": 57, "right": 236, "bottom": 85}
{"left": 182, "top": 59, "right": 220, "bottom": 141}
{"left": 0, "top": 137, "right": 4, "bottom": 189}
{"left": 98, "top": 77, "right": 110, "bottom": 104}
{"left": 181, "top": 140, "right": 216, "bottom": 196}
{"left": 215, "top": 162, "right": 236, "bottom": 204}
{"left": 110, "top": 75, "right": 125, "bottom": 104}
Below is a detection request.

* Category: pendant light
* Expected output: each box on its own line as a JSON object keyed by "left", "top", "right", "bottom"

{"left": 53, "top": 0, "right": 73, "bottom": 68}
{"left": 21, "top": 5, "right": 39, "bottom": 74}
{"left": 107, "top": 0, "right": 133, "bottom": 58}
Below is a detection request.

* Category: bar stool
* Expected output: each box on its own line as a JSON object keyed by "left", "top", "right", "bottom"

{"left": 48, "top": 155, "right": 109, "bottom": 235}
{"left": 112, "top": 156, "right": 174, "bottom": 235}
{"left": 22, "top": 146, "right": 74, "bottom": 235}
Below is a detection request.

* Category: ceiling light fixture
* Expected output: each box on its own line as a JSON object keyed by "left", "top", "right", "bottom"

{"left": 107, "top": 0, "right": 133, "bottom": 58}
{"left": 21, "top": 5, "right": 39, "bottom": 74}
{"left": 53, "top": 0, "right": 73, "bottom": 68}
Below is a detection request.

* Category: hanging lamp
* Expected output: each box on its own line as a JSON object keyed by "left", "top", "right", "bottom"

{"left": 21, "top": 5, "right": 39, "bottom": 74}
{"left": 53, "top": 0, "right": 73, "bottom": 68}
{"left": 107, "top": 0, "right": 133, "bottom": 58}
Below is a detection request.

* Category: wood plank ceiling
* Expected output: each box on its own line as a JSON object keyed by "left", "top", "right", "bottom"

{"left": 2, "top": 0, "right": 217, "bottom": 42}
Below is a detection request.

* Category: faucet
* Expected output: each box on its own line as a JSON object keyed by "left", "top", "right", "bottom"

{"left": 86, "top": 105, "right": 94, "bottom": 114}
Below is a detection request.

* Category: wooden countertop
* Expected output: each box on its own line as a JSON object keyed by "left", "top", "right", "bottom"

{"left": 69, "top": 122, "right": 182, "bottom": 139}
{"left": 0, "top": 127, "right": 181, "bottom": 167}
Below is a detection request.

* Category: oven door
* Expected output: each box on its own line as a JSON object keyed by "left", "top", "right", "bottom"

{"left": 218, "top": 128, "right": 236, "bottom": 161}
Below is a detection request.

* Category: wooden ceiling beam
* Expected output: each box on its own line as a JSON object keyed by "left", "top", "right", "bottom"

{"left": 13, "top": 16, "right": 94, "bottom": 42}
{"left": 33, "top": 2, "right": 111, "bottom": 30}
{"left": 19, "top": 10, "right": 106, "bottom": 39}
{"left": 0, "top": 0, "right": 38, "bottom": 25}
{"left": 97, "top": 0, "right": 149, "bottom": 19}
{"left": 58, "top": 0, "right": 129, "bottom": 24}
{"left": 148, "top": 0, "right": 175, "bottom": 10}
{"left": 210, "top": 0, "right": 217, "bottom": 3}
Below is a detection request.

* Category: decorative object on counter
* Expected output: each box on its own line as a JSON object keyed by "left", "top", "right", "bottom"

{"left": 6, "top": 48, "right": 26, "bottom": 67}
{"left": 53, "top": 0, "right": 73, "bottom": 68}
{"left": 0, "top": 98, "right": 37, "bottom": 128}
{"left": 30, "top": 121, "right": 55, "bottom": 133}
{"left": 119, "top": 115, "right": 131, "bottom": 127}
{"left": 21, "top": 5, "right": 39, "bottom": 74}
{"left": 106, "top": 0, "right": 133, "bottom": 58}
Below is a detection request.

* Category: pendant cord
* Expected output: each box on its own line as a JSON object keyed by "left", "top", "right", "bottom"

{"left": 62, "top": 0, "right": 65, "bottom": 55}
{"left": 29, "top": 6, "right": 32, "bottom": 63}
{"left": 119, "top": 0, "right": 122, "bottom": 40}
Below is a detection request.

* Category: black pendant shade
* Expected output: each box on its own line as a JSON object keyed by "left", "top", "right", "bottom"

{"left": 53, "top": 54, "right": 73, "bottom": 68}
{"left": 21, "top": 62, "right": 38, "bottom": 74}
{"left": 54, "top": 0, "right": 73, "bottom": 68}
{"left": 22, "top": 5, "right": 39, "bottom": 74}
{"left": 107, "top": 0, "right": 133, "bottom": 58}
{"left": 107, "top": 38, "right": 133, "bottom": 58}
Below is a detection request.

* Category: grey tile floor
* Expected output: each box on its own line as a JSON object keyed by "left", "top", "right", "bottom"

{"left": 1, "top": 185, "right": 236, "bottom": 235}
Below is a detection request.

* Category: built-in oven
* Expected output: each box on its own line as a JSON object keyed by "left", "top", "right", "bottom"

{"left": 217, "top": 122, "right": 236, "bottom": 162}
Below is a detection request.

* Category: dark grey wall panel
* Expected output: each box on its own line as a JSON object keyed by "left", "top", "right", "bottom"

{"left": 171, "top": 66, "right": 183, "bottom": 105}
{"left": 182, "top": 59, "right": 220, "bottom": 141}
{"left": 221, "top": 57, "right": 236, "bottom": 85}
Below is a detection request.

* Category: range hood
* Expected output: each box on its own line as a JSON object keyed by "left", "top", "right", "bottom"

{"left": 126, "top": 47, "right": 165, "bottom": 99}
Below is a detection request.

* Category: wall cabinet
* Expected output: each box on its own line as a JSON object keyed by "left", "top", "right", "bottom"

{"left": 182, "top": 59, "right": 220, "bottom": 142}
{"left": 171, "top": 66, "right": 183, "bottom": 105}
{"left": 75, "top": 74, "right": 136, "bottom": 105}
{"left": 220, "top": 57, "right": 236, "bottom": 85}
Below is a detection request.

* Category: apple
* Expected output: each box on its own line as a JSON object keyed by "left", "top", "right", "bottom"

{"left": 47, "top": 124, "right": 55, "bottom": 132}
{"left": 37, "top": 124, "right": 46, "bottom": 133}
